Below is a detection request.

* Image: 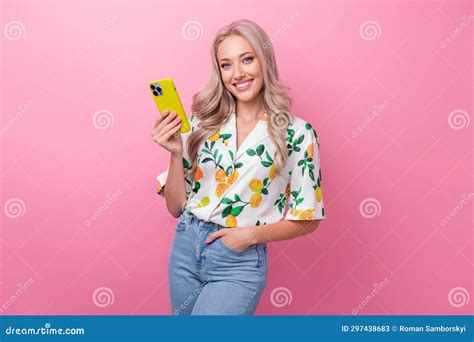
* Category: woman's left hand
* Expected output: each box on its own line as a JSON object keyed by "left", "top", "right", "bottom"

{"left": 205, "top": 227, "right": 257, "bottom": 252}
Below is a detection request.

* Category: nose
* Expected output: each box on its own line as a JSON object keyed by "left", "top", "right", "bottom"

{"left": 234, "top": 64, "right": 245, "bottom": 79}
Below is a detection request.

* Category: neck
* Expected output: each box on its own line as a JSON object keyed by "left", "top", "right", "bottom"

{"left": 235, "top": 97, "right": 264, "bottom": 121}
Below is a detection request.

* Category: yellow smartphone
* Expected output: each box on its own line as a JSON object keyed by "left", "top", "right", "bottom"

{"left": 149, "top": 78, "right": 190, "bottom": 133}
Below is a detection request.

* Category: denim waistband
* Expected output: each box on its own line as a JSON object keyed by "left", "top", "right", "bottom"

{"left": 178, "top": 210, "right": 267, "bottom": 249}
{"left": 179, "top": 210, "right": 222, "bottom": 231}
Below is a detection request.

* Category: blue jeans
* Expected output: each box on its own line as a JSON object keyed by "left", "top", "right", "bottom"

{"left": 168, "top": 211, "right": 268, "bottom": 315}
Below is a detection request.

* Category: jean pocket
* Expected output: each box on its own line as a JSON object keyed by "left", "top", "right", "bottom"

{"left": 217, "top": 237, "right": 253, "bottom": 254}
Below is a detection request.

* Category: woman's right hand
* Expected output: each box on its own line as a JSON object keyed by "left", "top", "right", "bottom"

{"left": 151, "top": 110, "right": 183, "bottom": 154}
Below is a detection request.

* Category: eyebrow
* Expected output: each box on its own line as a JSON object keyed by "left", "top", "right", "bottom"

{"left": 219, "top": 51, "right": 253, "bottom": 62}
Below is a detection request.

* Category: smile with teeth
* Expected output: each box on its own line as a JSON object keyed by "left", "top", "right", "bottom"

{"left": 233, "top": 79, "right": 253, "bottom": 91}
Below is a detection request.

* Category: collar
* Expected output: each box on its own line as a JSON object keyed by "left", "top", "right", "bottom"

{"left": 220, "top": 111, "right": 270, "bottom": 162}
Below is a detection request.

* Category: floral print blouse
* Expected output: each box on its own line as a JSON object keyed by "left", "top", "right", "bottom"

{"left": 156, "top": 112, "right": 326, "bottom": 227}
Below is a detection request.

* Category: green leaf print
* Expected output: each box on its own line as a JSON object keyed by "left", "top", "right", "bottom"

{"left": 221, "top": 197, "right": 233, "bottom": 204}
{"left": 231, "top": 205, "right": 245, "bottom": 217}
{"left": 221, "top": 133, "right": 232, "bottom": 141}
{"left": 265, "top": 151, "right": 274, "bottom": 162}
{"left": 289, "top": 186, "right": 303, "bottom": 210}
{"left": 273, "top": 193, "right": 287, "bottom": 214}
{"left": 246, "top": 149, "right": 257, "bottom": 156}
{"left": 182, "top": 158, "right": 191, "bottom": 170}
{"left": 222, "top": 205, "right": 233, "bottom": 218}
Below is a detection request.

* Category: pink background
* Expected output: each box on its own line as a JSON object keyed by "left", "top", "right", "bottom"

{"left": 1, "top": 0, "right": 472, "bottom": 315}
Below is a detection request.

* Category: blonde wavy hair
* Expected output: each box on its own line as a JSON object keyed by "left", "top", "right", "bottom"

{"left": 187, "top": 19, "right": 293, "bottom": 177}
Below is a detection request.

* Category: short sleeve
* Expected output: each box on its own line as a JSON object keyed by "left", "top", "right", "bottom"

{"left": 155, "top": 114, "right": 200, "bottom": 197}
{"left": 284, "top": 122, "right": 326, "bottom": 221}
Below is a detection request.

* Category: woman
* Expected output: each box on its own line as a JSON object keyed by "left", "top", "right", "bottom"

{"left": 151, "top": 19, "right": 326, "bottom": 315}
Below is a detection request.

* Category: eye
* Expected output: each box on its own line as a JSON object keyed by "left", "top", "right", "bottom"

{"left": 243, "top": 56, "right": 254, "bottom": 63}
{"left": 220, "top": 63, "right": 231, "bottom": 69}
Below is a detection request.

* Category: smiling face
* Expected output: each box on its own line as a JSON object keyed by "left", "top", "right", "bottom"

{"left": 216, "top": 35, "right": 264, "bottom": 105}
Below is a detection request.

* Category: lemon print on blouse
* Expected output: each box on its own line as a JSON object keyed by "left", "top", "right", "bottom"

{"left": 315, "top": 186, "right": 323, "bottom": 202}
{"left": 195, "top": 166, "right": 203, "bottom": 181}
{"left": 226, "top": 214, "right": 237, "bottom": 227}
{"left": 214, "top": 169, "right": 228, "bottom": 198}
{"left": 214, "top": 168, "right": 240, "bottom": 198}
{"left": 269, "top": 164, "right": 277, "bottom": 180}
{"left": 209, "top": 130, "right": 220, "bottom": 142}
{"left": 249, "top": 179, "right": 263, "bottom": 208}
{"left": 197, "top": 196, "right": 210, "bottom": 208}
{"left": 227, "top": 170, "right": 239, "bottom": 186}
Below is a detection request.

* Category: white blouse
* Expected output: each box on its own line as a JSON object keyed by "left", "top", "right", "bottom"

{"left": 156, "top": 112, "right": 326, "bottom": 227}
